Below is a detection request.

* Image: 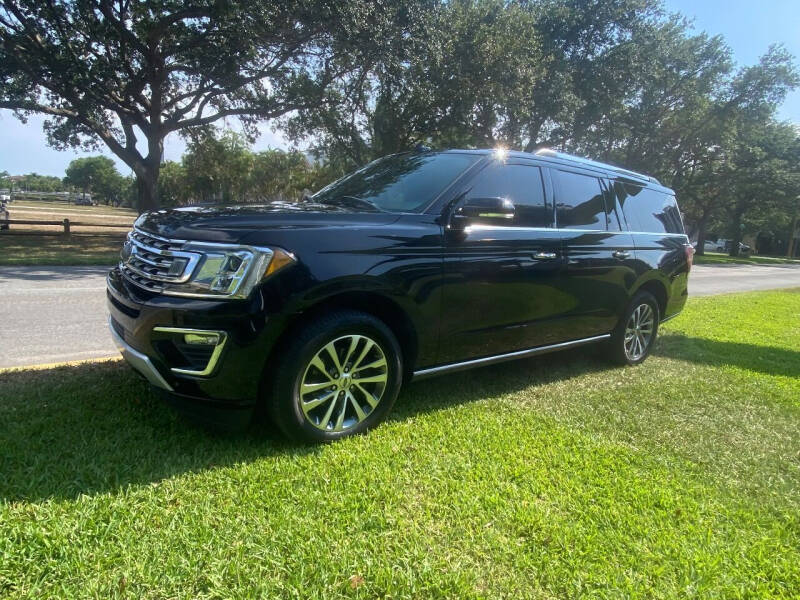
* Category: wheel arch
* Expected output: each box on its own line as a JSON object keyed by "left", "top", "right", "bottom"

{"left": 262, "top": 290, "right": 419, "bottom": 386}
{"left": 633, "top": 278, "right": 668, "bottom": 321}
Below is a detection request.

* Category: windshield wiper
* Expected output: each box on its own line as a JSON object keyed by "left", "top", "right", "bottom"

{"left": 316, "top": 195, "right": 383, "bottom": 212}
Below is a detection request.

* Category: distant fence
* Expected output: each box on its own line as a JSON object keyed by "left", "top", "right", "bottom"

{"left": 0, "top": 218, "right": 131, "bottom": 234}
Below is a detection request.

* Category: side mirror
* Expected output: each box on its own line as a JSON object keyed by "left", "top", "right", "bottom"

{"left": 454, "top": 197, "right": 515, "bottom": 225}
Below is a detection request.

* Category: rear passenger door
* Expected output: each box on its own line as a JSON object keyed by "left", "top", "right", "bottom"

{"left": 551, "top": 168, "right": 637, "bottom": 338}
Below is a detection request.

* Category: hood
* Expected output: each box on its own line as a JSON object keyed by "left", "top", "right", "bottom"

{"left": 135, "top": 200, "right": 401, "bottom": 244}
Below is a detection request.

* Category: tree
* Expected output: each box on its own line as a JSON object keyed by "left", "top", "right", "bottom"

{"left": 285, "top": 0, "right": 666, "bottom": 165}
{"left": 181, "top": 128, "right": 253, "bottom": 203}
{"left": 249, "top": 149, "right": 328, "bottom": 200}
{"left": 10, "top": 172, "right": 65, "bottom": 192}
{"left": 720, "top": 121, "right": 800, "bottom": 256}
{"left": 0, "top": 0, "right": 428, "bottom": 211}
{"left": 64, "top": 156, "right": 124, "bottom": 203}
{"left": 162, "top": 127, "right": 335, "bottom": 205}
{"left": 157, "top": 161, "right": 188, "bottom": 208}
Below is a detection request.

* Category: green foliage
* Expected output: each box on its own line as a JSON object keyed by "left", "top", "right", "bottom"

{"left": 1, "top": 172, "right": 65, "bottom": 192}
{"left": 283, "top": 0, "right": 799, "bottom": 253}
{"left": 0, "top": 0, "right": 430, "bottom": 210}
{"left": 157, "top": 128, "right": 338, "bottom": 206}
{"left": 1, "top": 289, "right": 799, "bottom": 597}
{"left": 1, "top": 0, "right": 797, "bottom": 237}
{"left": 181, "top": 129, "right": 254, "bottom": 203}
{"left": 64, "top": 156, "right": 127, "bottom": 204}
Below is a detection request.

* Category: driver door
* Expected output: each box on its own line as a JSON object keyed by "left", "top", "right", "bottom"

{"left": 438, "top": 159, "right": 571, "bottom": 365}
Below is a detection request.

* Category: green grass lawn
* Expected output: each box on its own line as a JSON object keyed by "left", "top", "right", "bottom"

{"left": 694, "top": 252, "right": 800, "bottom": 266}
{"left": 1, "top": 290, "right": 798, "bottom": 598}
{"left": 0, "top": 233, "right": 126, "bottom": 266}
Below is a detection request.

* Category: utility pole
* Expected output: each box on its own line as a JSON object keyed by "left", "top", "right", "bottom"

{"left": 788, "top": 203, "right": 798, "bottom": 258}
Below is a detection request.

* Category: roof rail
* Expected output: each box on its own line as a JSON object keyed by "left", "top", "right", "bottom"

{"left": 534, "top": 148, "right": 660, "bottom": 185}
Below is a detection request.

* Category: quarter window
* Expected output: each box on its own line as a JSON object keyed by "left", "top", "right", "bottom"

{"left": 466, "top": 164, "right": 551, "bottom": 227}
{"left": 554, "top": 171, "right": 608, "bottom": 230}
{"left": 615, "top": 183, "right": 684, "bottom": 234}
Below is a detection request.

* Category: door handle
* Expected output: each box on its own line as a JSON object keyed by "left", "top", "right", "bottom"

{"left": 533, "top": 251, "right": 558, "bottom": 259}
{"left": 613, "top": 250, "right": 630, "bottom": 259}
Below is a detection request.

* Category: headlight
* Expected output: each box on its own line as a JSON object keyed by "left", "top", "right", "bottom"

{"left": 160, "top": 243, "right": 295, "bottom": 299}
{"left": 121, "top": 228, "right": 296, "bottom": 299}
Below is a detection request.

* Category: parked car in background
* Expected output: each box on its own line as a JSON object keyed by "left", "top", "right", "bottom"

{"left": 73, "top": 196, "right": 94, "bottom": 206}
{"left": 693, "top": 240, "right": 717, "bottom": 252}
{"left": 727, "top": 241, "right": 752, "bottom": 256}
{"left": 107, "top": 148, "right": 692, "bottom": 442}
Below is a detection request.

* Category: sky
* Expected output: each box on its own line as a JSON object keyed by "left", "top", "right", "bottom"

{"left": 1, "top": 0, "right": 798, "bottom": 178}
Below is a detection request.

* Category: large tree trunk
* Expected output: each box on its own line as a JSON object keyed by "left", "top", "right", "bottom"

{"left": 136, "top": 166, "right": 160, "bottom": 214}
{"left": 695, "top": 214, "right": 710, "bottom": 256}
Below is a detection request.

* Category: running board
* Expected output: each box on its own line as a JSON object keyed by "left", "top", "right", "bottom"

{"left": 412, "top": 334, "right": 611, "bottom": 380}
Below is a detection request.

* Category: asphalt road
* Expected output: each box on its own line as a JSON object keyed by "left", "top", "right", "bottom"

{"left": 1, "top": 262, "right": 800, "bottom": 369}
{"left": 0, "top": 266, "right": 115, "bottom": 369}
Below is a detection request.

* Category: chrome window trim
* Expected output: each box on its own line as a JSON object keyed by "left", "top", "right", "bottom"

{"left": 412, "top": 333, "right": 611, "bottom": 380}
{"left": 152, "top": 326, "right": 228, "bottom": 377}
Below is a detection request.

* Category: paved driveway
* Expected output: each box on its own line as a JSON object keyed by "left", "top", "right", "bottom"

{"left": 1, "top": 262, "right": 800, "bottom": 369}
{"left": 689, "top": 263, "right": 800, "bottom": 296}
{"left": 0, "top": 266, "right": 114, "bottom": 369}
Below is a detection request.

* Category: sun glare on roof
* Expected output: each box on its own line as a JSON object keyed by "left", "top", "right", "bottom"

{"left": 493, "top": 147, "right": 508, "bottom": 160}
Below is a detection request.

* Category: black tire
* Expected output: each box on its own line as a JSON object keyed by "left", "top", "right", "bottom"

{"left": 606, "top": 291, "right": 660, "bottom": 366}
{"left": 267, "top": 310, "right": 403, "bottom": 443}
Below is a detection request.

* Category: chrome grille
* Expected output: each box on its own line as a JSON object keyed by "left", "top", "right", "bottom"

{"left": 120, "top": 228, "right": 199, "bottom": 292}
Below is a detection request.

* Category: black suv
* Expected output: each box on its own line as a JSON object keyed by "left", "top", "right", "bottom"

{"left": 107, "top": 148, "right": 692, "bottom": 442}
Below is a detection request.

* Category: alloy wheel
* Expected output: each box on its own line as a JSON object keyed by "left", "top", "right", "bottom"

{"left": 299, "top": 334, "right": 388, "bottom": 432}
{"left": 624, "top": 303, "right": 655, "bottom": 361}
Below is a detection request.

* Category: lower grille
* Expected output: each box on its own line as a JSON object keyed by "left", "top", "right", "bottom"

{"left": 110, "top": 316, "right": 126, "bottom": 339}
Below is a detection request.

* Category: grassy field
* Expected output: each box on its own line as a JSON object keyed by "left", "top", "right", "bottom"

{"left": 0, "top": 233, "right": 126, "bottom": 266}
{"left": 0, "top": 200, "right": 132, "bottom": 265}
{"left": 1, "top": 289, "right": 799, "bottom": 598}
{"left": 694, "top": 252, "right": 800, "bottom": 265}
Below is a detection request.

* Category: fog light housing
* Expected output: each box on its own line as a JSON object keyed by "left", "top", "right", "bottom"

{"left": 184, "top": 332, "right": 221, "bottom": 346}
{"left": 152, "top": 327, "right": 228, "bottom": 376}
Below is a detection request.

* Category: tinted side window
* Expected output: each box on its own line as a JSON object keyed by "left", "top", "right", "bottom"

{"left": 616, "top": 183, "right": 684, "bottom": 234}
{"left": 466, "top": 164, "right": 551, "bottom": 227}
{"left": 554, "top": 171, "right": 607, "bottom": 230}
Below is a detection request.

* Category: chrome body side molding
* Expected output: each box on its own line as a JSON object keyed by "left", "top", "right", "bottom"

{"left": 412, "top": 334, "right": 611, "bottom": 380}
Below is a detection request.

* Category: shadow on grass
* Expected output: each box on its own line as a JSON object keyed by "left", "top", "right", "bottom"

{"left": 0, "top": 349, "right": 608, "bottom": 503}
{"left": 654, "top": 333, "right": 800, "bottom": 378}
{"left": 5, "top": 332, "right": 793, "bottom": 503}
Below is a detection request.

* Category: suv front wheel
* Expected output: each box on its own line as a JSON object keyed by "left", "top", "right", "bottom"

{"left": 268, "top": 310, "right": 403, "bottom": 442}
{"left": 607, "top": 291, "right": 660, "bottom": 366}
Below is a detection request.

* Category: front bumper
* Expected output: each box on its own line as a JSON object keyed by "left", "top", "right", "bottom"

{"left": 106, "top": 266, "right": 291, "bottom": 415}
{"left": 109, "top": 316, "right": 173, "bottom": 391}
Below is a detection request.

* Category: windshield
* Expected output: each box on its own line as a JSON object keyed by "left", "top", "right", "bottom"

{"left": 311, "top": 152, "right": 480, "bottom": 213}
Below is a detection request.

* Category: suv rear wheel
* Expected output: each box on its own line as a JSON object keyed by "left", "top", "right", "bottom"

{"left": 607, "top": 291, "right": 660, "bottom": 366}
{"left": 268, "top": 310, "right": 403, "bottom": 442}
